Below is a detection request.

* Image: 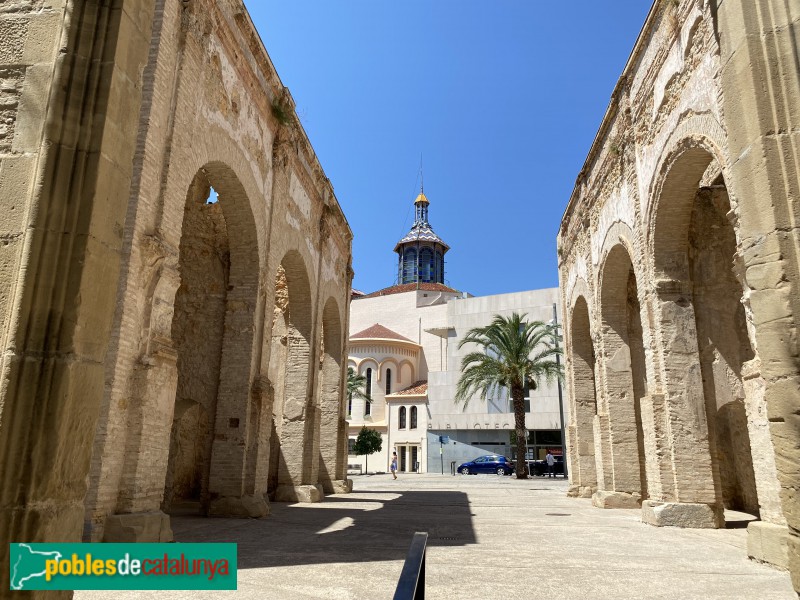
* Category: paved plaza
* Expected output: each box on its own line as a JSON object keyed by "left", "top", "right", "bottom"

{"left": 77, "top": 474, "right": 794, "bottom": 599}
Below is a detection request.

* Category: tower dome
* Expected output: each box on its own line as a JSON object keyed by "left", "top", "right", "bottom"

{"left": 394, "top": 186, "right": 449, "bottom": 285}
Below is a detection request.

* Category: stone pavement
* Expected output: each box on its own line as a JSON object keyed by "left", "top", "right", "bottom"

{"left": 77, "top": 474, "right": 795, "bottom": 599}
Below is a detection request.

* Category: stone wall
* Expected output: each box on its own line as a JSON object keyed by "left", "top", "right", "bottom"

{"left": 558, "top": 0, "right": 799, "bottom": 588}
{"left": 0, "top": 0, "right": 353, "bottom": 589}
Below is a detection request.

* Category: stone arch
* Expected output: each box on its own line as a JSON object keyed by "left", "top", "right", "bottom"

{"left": 268, "top": 250, "right": 319, "bottom": 502}
{"left": 648, "top": 141, "right": 759, "bottom": 520}
{"left": 567, "top": 277, "right": 592, "bottom": 320}
{"left": 598, "top": 222, "right": 637, "bottom": 274}
{"left": 161, "top": 162, "right": 262, "bottom": 518}
{"left": 318, "top": 297, "right": 347, "bottom": 493}
{"left": 567, "top": 295, "right": 598, "bottom": 498}
{"left": 597, "top": 244, "right": 649, "bottom": 505}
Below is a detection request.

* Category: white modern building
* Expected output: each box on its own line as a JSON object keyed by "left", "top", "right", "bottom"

{"left": 346, "top": 189, "right": 569, "bottom": 474}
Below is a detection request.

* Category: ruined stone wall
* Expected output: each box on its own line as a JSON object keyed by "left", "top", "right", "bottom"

{"left": 558, "top": 0, "right": 798, "bottom": 585}
{"left": 82, "top": 0, "right": 353, "bottom": 538}
{"left": 0, "top": 0, "right": 353, "bottom": 579}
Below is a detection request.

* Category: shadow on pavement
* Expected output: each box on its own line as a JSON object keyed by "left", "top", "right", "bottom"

{"left": 171, "top": 488, "right": 477, "bottom": 570}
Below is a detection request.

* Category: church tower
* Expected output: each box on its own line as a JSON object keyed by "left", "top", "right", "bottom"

{"left": 394, "top": 186, "right": 450, "bottom": 285}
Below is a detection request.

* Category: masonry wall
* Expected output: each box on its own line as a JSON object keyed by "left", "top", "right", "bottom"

{"left": 557, "top": 0, "right": 799, "bottom": 587}
{"left": 0, "top": 0, "right": 353, "bottom": 582}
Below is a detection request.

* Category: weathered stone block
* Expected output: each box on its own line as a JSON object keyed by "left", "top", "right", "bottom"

{"left": 568, "top": 485, "right": 595, "bottom": 499}
{"left": 326, "top": 479, "right": 353, "bottom": 495}
{"left": 747, "top": 521, "right": 790, "bottom": 570}
{"left": 274, "top": 484, "right": 324, "bottom": 503}
{"left": 103, "top": 512, "right": 173, "bottom": 543}
{"left": 208, "top": 495, "right": 269, "bottom": 519}
{"left": 641, "top": 500, "right": 721, "bottom": 528}
{"left": 592, "top": 490, "right": 641, "bottom": 509}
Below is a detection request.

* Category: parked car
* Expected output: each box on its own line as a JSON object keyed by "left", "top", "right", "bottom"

{"left": 529, "top": 456, "right": 565, "bottom": 477}
{"left": 457, "top": 455, "right": 515, "bottom": 476}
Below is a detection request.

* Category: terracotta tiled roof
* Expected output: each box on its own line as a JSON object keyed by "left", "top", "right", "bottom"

{"left": 358, "top": 282, "right": 461, "bottom": 299}
{"left": 393, "top": 380, "right": 428, "bottom": 396}
{"left": 350, "top": 323, "right": 413, "bottom": 342}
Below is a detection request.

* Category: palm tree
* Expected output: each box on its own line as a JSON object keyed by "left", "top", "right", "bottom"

{"left": 455, "top": 312, "right": 563, "bottom": 479}
{"left": 347, "top": 367, "right": 369, "bottom": 416}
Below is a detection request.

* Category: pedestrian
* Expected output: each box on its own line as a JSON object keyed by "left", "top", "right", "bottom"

{"left": 390, "top": 452, "right": 398, "bottom": 480}
{"left": 545, "top": 451, "right": 555, "bottom": 478}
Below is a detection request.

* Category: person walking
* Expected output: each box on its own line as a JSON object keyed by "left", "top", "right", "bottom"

{"left": 390, "top": 452, "right": 398, "bottom": 480}
{"left": 545, "top": 451, "right": 555, "bottom": 478}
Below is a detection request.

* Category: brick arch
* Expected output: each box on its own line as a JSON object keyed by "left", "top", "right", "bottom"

{"left": 318, "top": 296, "right": 346, "bottom": 492}
{"left": 566, "top": 294, "right": 598, "bottom": 498}
{"left": 117, "top": 161, "right": 264, "bottom": 522}
{"left": 597, "top": 244, "right": 648, "bottom": 503}
{"left": 195, "top": 162, "right": 263, "bottom": 512}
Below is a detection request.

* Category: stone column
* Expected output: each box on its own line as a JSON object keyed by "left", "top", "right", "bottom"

{"left": 593, "top": 344, "right": 643, "bottom": 509}
{"left": 716, "top": 0, "right": 800, "bottom": 584}
{"left": 641, "top": 283, "right": 721, "bottom": 528}
{"left": 593, "top": 414, "right": 613, "bottom": 493}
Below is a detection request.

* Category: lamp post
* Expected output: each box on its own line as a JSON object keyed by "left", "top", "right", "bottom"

{"left": 551, "top": 303, "right": 568, "bottom": 479}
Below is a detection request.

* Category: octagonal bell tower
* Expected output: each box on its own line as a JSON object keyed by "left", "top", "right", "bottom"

{"left": 394, "top": 186, "right": 450, "bottom": 285}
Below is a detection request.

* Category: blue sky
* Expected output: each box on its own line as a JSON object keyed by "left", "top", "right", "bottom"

{"left": 245, "top": 1, "right": 653, "bottom": 297}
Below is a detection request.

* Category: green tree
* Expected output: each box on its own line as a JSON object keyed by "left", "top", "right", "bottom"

{"left": 353, "top": 426, "right": 382, "bottom": 474}
{"left": 455, "top": 312, "right": 563, "bottom": 479}
{"left": 347, "top": 367, "right": 369, "bottom": 400}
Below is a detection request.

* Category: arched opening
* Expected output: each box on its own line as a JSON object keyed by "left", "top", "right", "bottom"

{"left": 266, "top": 251, "right": 315, "bottom": 496}
{"left": 690, "top": 180, "right": 758, "bottom": 514}
{"left": 365, "top": 368, "right": 373, "bottom": 416}
{"left": 568, "top": 296, "right": 598, "bottom": 495}
{"left": 164, "top": 164, "right": 260, "bottom": 516}
{"left": 385, "top": 368, "right": 392, "bottom": 395}
{"left": 652, "top": 145, "right": 758, "bottom": 517}
{"left": 318, "top": 298, "right": 344, "bottom": 493}
{"left": 599, "top": 245, "right": 648, "bottom": 500}
{"left": 410, "top": 406, "right": 418, "bottom": 429}
{"left": 399, "top": 406, "right": 407, "bottom": 429}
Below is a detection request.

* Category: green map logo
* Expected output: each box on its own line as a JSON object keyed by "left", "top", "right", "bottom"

{"left": 10, "top": 544, "right": 63, "bottom": 590}
{"left": 8, "top": 543, "right": 237, "bottom": 591}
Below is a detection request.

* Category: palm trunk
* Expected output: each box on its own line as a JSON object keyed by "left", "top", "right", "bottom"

{"left": 511, "top": 383, "right": 528, "bottom": 479}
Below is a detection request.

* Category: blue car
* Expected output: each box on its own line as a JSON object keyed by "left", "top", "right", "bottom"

{"left": 457, "top": 455, "right": 515, "bottom": 476}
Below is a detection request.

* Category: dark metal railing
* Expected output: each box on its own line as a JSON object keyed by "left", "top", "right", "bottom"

{"left": 393, "top": 532, "right": 428, "bottom": 600}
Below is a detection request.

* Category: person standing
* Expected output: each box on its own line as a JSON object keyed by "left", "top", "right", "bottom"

{"left": 391, "top": 452, "right": 398, "bottom": 480}
{"left": 545, "top": 451, "right": 555, "bottom": 478}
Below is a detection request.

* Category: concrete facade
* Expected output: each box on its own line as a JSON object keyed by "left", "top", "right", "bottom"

{"left": 557, "top": 0, "right": 800, "bottom": 590}
{"left": 0, "top": 0, "right": 352, "bottom": 592}
{"left": 347, "top": 286, "right": 568, "bottom": 474}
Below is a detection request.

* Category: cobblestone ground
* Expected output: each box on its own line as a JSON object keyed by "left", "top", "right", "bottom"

{"left": 77, "top": 474, "right": 795, "bottom": 599}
